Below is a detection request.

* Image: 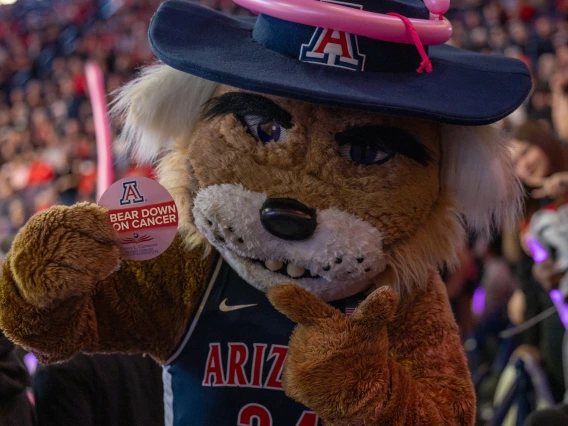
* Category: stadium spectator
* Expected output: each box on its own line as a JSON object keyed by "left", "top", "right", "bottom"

{"left": 0, "top": 332, "right": 36, "bottom": 426}
{"left": 34, "top": 353, "right": 164, "bottom": 426}
{"left": 508, "top": 120, "right": 568, "bottom": 404}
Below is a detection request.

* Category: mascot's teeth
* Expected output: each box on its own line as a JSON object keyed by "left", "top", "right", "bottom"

{"left": 265, "top": 259, "right": 283, "bottom": 272}
{"left": 286, "top": 263, "right": 305, "bottom": 278}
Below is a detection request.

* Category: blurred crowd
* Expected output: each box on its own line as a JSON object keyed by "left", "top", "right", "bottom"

{"left": 2, "top": 0, "right": 568, "bottom": 425}
{"left": 0, "top": 0, "right": 161, "bottom": 255}
{"left": 448, "top": 0, "right": 568, "bottom": 131}
{"left": 443, "top": 1, "right": 568, "bottom": 424}
{"left": 0, "top": 0, "right": 255, "bottom": 256}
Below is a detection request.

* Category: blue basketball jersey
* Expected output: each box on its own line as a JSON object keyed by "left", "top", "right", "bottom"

{"left": 163, "top": 256, "right": 362, "bottom": 426}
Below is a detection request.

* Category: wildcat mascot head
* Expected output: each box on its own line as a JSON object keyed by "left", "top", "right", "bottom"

{"left": 113, "top": 0, "right": 529, "bottom": 301}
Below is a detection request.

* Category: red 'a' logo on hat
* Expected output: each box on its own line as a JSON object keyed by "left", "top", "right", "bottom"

{"left": 299, "top": 0, "right": 366, "bottom": 71}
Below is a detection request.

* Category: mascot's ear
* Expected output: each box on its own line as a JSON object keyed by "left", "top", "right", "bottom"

{"left": 440, "top": 124, "right": 523, "bottom": 236}
{"left": 111, "top": 63, "right": 218, "bottom": 163}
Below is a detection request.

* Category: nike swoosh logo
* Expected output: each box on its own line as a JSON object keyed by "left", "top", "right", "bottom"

{"left": 219, "top": 298, "right": 257, "bottom": 312}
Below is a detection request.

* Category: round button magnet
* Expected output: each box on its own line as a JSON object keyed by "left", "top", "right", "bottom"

{"left": 98, "top": 177, "right": 179, "bottom": 261}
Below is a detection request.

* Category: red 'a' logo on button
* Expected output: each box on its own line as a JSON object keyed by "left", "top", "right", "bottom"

{"left": 120, "top": 180, "right": 144, "bottom": 205}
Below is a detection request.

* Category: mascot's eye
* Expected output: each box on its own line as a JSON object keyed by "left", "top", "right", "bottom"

{"left": 258, "top": 121, "right": 281, "bottom": 142}
{"left": 243, "top": 115, "right": 288, "bottom": 144}
{"left": 339, "top": 143, "right": 394, "bottom": 165}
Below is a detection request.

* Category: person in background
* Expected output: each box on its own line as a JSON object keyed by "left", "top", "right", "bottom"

{"left": 0, "top": 332, "right": 36, "bottom": 426}
{"left": 33, "top": 353, "right": 165, "bottom": 426}
{"left": 517, "top": 124, "right": 568, "bottom": 424}
{"left": 551, "top": 68, "right": 568, "bottom": 142}
{"left": 512, "top": 120, "right": 568, "bottom": 190}
{"left": 507, "top": 120, "right": 568, "bottom": 404}
{"left": 444, "top": 240, "right": 479, "bottom": 341}
{"left": 473, "top": 235, "right": 518, "bottom": 352}
{"left": 523, "top": 232, "right": 568, "bottom": 424}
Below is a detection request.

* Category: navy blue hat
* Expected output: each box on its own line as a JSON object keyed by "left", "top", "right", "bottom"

{"left": 149, "top": 0, "right": 532, "bottom": 125}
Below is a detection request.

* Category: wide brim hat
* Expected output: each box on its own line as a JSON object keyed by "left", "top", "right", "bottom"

{"left": 149, "top": 0, "right": 531, "bottom": 125}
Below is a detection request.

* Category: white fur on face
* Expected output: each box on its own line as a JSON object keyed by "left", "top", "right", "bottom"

{"left": 192, "top": 184, "right": 386, "bottom": 301}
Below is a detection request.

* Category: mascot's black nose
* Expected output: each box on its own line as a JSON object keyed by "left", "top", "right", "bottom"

{"left": 260, "top": 198, "right": 317, "bottom": 241}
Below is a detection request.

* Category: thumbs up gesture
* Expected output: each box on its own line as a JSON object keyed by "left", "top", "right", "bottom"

{"left": 267, "top": 284, "right": 398, "bottom": 423}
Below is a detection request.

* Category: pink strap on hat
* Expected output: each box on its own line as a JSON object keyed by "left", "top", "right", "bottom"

{"left": 232, "top": 0, "right": 452, "bottom": 45}
{"left": 386, "top": 12, "right": 433, "bottom": 73}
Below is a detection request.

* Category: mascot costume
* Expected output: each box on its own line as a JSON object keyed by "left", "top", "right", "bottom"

{"left": 0, "top": 0, "right": 531, "bottom": 424}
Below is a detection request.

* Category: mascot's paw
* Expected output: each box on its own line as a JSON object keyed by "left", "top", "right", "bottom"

{"left": 9, "top": 203, "right": 120, "bottom": 307}
{"left": 267, "top": 284, "right": 398, "bottom": 423}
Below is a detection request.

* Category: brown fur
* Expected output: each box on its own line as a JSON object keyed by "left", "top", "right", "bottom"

{"left": 0, "top": 203, "right": 214, "bottom": 364}
{"left": 268, "top": 276, "right": 474, "bottom": 425}
{"left": 189, "top": 88, "right": 441, "bottom": 247}
{"left": 0, "top": 85, "right": 479, "bottom": 425}
{"left": 175, "top": 87, "right": 453, "bottom": 293}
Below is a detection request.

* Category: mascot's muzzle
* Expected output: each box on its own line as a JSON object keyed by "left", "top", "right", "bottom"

{"left": 260, "top": 198, "right": 317, "bottom": 241}
{"left": 192, "top": 184, "right": 387, "bottom": 295}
